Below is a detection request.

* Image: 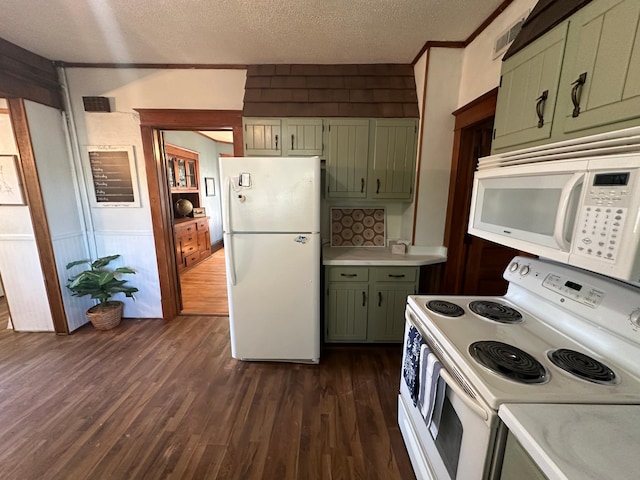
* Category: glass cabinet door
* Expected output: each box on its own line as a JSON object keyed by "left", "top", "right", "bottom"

{"left": 186, "top": 160, "right": 197, "bottom": 188}
{"left": 177, "top": 159, "right": 187, "bottom": 187}
{"left": 167, "top": 157, "right": 176, "bottom": 188}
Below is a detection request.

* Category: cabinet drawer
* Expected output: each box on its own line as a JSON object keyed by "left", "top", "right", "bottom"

{"left": 328, "top": 267, "right": 369, "bottom": 282}
{"left": 182, "top": 241, "right": 198, "bottom": 256}
{"left": 179, "top": 232, "right": 197, "bottom": 245}
{"left": 373, "top": 267, "right": 417, "bottom": 283}
{"left": 184, "top": 252, "right": 200, "bottom": 267}
{"left": 195, "top": 218, "right": 209, "bottom": 231}
{"left": 175, "top": 222, "right": 196, "bottom": 236}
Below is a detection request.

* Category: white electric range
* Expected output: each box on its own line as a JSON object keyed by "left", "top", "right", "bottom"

{"left": 398, "top": 256, "right": 640, "bottom": 480}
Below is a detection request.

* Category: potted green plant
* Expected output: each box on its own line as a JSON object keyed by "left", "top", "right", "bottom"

{"left": 66, "top": 254, "right": 138, "bottom": 330}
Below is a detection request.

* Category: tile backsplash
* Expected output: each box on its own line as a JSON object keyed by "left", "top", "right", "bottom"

{"left": 331, "top": 208, "right": 386, "bottom": 247}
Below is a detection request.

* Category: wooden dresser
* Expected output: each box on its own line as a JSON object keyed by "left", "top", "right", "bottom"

{"left": 174, "top": 217, "right": 211, "bottom": 272}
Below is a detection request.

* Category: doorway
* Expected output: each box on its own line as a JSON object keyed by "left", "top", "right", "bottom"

{"left": 137, "top": 109, "right": 244, "bottom": 321}
{"left": 441, "top": 89, "right": 520, "bottom": 295}
{"left": 161, "top": 129, "right": 233, "bottom": 315}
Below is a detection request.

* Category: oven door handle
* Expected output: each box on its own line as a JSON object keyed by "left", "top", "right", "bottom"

{"left": 439, "top": 369, "right": 490, "bottom": 421}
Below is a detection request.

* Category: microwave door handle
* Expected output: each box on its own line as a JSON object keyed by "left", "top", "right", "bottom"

{"left": 439, "top": 369, "right": 489, "bottom": 421}
{"left": 553, "top": 172, "right": 584, "bottom": 252}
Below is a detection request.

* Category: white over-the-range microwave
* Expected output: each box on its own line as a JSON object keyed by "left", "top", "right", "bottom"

{"left": 468, "top": 127, "right": 640, "bottom": 284}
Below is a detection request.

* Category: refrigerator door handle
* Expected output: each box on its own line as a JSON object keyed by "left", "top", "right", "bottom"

{"left": 223, "top": 177, "right": 237, "bottom": 286}
{"left": 223, "top": 176, "right": 231, "bottom": 234}
{"left": 227, "top": 233, "right": 237, "bottom": 286}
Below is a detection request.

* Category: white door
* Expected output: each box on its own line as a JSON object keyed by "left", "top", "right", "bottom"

{"left": 224, "top": 232, "right": 320, "bottom": 362}
{"left": 220, "top": 156, "right": 320, "bottom": 233}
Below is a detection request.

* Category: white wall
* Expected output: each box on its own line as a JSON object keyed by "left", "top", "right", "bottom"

{"left": 163, "top": 131, "right": 233, "bottom": 244}
{"left": 458, "top": 0, "right": 538, "bottom": 108}
{"left": 412, "top": 48, "right": 464, "bottom": 247}
{"left": 64, "top": 68, "right": 246, "bottom": 318}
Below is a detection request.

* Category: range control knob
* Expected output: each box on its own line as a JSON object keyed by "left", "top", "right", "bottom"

{"left": 629, "top": 309, "right": 640, "bottom": 330}
{"left": 509, "top": 261, "right": 519, "bottom": 272}
{"left": 520, "top": 265, "right": 531, "bottom": 276}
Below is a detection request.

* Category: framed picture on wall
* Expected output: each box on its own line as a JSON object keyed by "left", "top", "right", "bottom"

{"left": 205, "top": 177, "right": 215, "bottom": 196}
{"left": 85, "top": 145, "right": 141, "bottom": 207}
{"left": 0, "top": 155, "right": 26, "bottom": 205}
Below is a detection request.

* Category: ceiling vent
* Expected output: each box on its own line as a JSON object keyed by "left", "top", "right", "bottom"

{"left": 493, "top": 12, "right": 529, "bottom": 59}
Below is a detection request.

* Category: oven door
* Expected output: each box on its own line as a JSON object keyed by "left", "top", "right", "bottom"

{"left": 400, "top": 307, "right": 498, "bottom": 480}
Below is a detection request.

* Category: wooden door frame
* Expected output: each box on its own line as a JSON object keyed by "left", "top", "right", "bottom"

{"left": 136, "top": 109, "right": 244, "bottom": 320}
{"left": 441, "top": 88, "right": 497, "bottom": 293}
{"left": 8, "top": 98, "right": 69, "bottom": 334}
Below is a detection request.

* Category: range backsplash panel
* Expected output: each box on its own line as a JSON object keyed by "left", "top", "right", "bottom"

{"left": 331, "top": 208, "right": 385, "bottom": 247}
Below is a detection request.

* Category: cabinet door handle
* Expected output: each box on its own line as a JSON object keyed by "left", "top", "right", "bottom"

{"left": 376, "top": 178, "right": 380, "bottom": 194}
{"left": 388, "top": 274, "right": 406, "bottom": 278}
{"left": 360, "top": 178, "right": 365, "bottom": 193}
{"left": 571, "top": 72, "right": 587, "bottom": 118}
{"left": 340, "top": 273, "right": 358, "bottom": 278}
{"left": 275, "top": 134, "right": 279, "bottom": 149}
{"left": 378, "top": 292, "right": 382, "bottom": 307}
{"left": 535, "top": 90, "right": 549, "bottom": 128}
{"left": 362, "top": 291, "right": 366, "bottom": 307}
{"left": 291, "top": 134, "right": 295, "bottom": 150}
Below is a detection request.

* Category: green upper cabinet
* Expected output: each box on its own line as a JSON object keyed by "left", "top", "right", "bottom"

{"left": 243, "top": 118, "right": 282, "bottom": 156}
{"left": 244, "top": 117, "right": 323, "bottom": 156}
{"left": 492, "top": 0, "right": 640, "bottom": 154}
{"left": 325, "top": 119, "right": 370, "bottom": 199}
{"left": 369, "top": 119, "right": 418, "bottom": 201}
{"left": 556, "top": 0, "right": 640, "bottom": 135}
{"left": 492, "top": 21, "right": 568, "bottom": 152}
{"left": 283, "top": 118, "right": 324, "bottom": 156}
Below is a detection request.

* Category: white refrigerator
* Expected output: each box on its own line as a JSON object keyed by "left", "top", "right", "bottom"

{"left": 219, "top": 156, "right": 321, "bottom": 363}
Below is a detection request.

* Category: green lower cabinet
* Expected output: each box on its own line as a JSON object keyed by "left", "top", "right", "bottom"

{"left": 368, "top": 284, "right": 415, "bottom": 342}
{"left": 325, "top": 265, "right": 418, "bottom": 343}
{"left": 326, "top": 282, "right": 369, "bottom": 341}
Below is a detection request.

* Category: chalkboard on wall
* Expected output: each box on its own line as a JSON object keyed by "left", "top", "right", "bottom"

{"left": 86, "top": 146, "right": 140, "bottom": 207}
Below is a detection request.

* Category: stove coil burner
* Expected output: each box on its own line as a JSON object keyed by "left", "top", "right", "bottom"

{"left": 469, "top": 340, "right": 548, "bottom": 384}
{"left": 469, "top": 300, "right": 523, "bottom": 324}
{"left": 426, "top": 300, "right": 465, "bottom": 317}
{"left": 548, "top": 349, "right": 617, "bottom": 385}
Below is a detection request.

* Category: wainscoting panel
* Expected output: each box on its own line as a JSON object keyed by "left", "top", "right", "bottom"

{"left": 0, "top": 235, "right": 54, "bottom": 331}
{"left": 52, "top": 232, "right": 92, "bottom": 332}
{"left": 94, "top": 231, "right": 163, "bottom": 318}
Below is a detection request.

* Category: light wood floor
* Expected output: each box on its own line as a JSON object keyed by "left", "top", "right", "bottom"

{"left": 0, "top": 316, "right": 415, "bottom": 480}
{"left": 180, "top": 247, "right": 229, "bottom": 315}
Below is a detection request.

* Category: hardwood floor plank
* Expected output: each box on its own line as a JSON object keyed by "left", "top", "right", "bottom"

{"left": 0, "top": 317, "right": 415, "bottom": 479}
{"left": 179, "top": 248, "right": 228, "bottom": 315}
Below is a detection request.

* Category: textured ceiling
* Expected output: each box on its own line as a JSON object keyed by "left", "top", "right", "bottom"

{"left": 0, "top": 0, "right": 506, "bottom": 64}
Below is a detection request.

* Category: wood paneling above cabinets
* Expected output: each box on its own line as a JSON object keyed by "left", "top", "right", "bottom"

{"left": 0, "top": 37, "right": 62, "bottom": 109}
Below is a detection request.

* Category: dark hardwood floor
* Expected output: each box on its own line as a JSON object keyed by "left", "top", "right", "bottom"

{"left": 0, "top": 315, "right": 415, "bottom": 479}
{"left": 0, "top": 295, "right": 8, "bottom": 330}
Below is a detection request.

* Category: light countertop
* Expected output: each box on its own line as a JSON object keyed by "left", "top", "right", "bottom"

{"left": 499, "top": 403, "right": 640, "bottom": 480}
{"left": 322, "top": 245, "right": 446, "bottom": 266}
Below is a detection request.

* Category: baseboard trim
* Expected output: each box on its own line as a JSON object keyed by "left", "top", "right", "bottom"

{"left": 211, "top": 240, "right": 223, "bottom": 253}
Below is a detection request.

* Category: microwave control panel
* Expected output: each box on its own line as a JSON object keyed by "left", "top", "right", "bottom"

{"left": 572, "top": 171, "right": 633, "bottom": 261}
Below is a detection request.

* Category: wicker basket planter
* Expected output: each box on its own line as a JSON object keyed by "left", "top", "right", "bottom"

{"left": 66, "top": 254, "right": 138, "bottom": 331}
{"left": 86, "top": 301, "right": 124, "bottom": 330}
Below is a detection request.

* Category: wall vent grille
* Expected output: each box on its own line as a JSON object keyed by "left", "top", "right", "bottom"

{"left": 493, "top": 13, "right": 529, "bottom": 59}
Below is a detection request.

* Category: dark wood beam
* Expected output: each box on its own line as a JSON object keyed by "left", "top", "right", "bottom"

{"left": 0, "top": 37, "right": 62, "bottom": 109}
